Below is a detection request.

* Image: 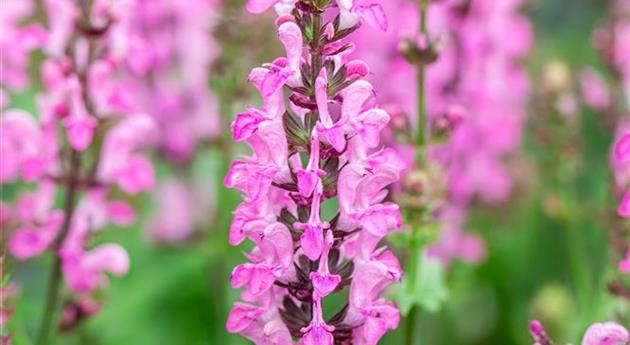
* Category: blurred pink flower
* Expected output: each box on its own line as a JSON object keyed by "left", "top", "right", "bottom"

{"left": 0, "top": 0, "right": 46, "bottom": 92}
{"left": 148, "top": 180, "right": 196, "bottom": 243}
{"left": 581, "top": 322, "right": 629, "bottom": 345}
{"left": 580, "top": 68, "right": 611, "bottom": 110}
{"left": 6, "top": 0, "right": 155, "bottom": 299}
{"left": 62, "top": 244, "right": 129, "bottom": 293}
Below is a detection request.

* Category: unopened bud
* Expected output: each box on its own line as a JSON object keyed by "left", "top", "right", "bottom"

{"left": 542, "top": 60, "right": 572, "bottom": 93}
{"left": 400, "top": 34, "right": 439, "bottom": 66}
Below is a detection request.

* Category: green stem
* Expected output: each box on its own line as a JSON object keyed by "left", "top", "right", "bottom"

{"left": 35, "top": 150, "right": 81, "bottom": 345}
{"left": 405, "top": 305, "right": 418, "bottom": 345}
{"left": 406, "top": 1, "right": 429, "bottom": 344}
{"left": 415, "top": 0, "right": 428, "bottom": 156}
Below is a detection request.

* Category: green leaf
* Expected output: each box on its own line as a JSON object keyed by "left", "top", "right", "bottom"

{"left": 393, "top": 254, "right": 448, "bottom": 315}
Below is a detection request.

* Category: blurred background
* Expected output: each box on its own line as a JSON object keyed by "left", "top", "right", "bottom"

{"left": 3, "top": 0, "right": 629, "bottom": 344}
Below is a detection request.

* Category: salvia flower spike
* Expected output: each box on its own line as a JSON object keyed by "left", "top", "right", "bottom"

{"left": 225, "top": 1, "right": 404, "bottom": 344}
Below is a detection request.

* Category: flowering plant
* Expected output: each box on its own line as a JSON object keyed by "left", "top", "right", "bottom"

{"left": 2, "top": 0, "right": 156, "bottom": 343}
{"left": 224, "top": 0, "right": 404, "bottom": 343}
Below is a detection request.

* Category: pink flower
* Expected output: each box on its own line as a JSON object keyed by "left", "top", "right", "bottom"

{"left": 147, "top": 181, "right": 195, "bottom": 243}
{"left": 62, "top": 244, "right": 129, "bottom": 293}
{"left": 44, "top": 0, "right": 78, "bottom": 56}
{"left": 315, "top": 72, "right": 346, "bottom": 152}
{"left": 114, "top": 155, "right": 155, "bottom": 195}
{"left": 581, "top": 322, "right": 629, "bottom": 345}
{"left": 337, "top": 0, "right": 388, "bottom": 31}
{"left": 231, "top": 263, "right": 276, "bottom": 297}
{"left": 352, "top": 300, "right": 400, "bottom": 345}
{"left": 580, "top": 68, "right": 611, "bottom": 110}
{"left": 0, "top": 0, "right": 46, "bottom": 91}
{"left": 9, "top": 225, "right": 58, "bottom": 260}
{"left": 245, "top": 0, "right": 296, "bottom": 14}
{"left": 529, "top": 320, "right": 553, "bottom": 345}
{"left": 226, "top": 303, "right": 265, "bottom": 333}
{"left": 5, "top": 0, "right": 155, "bottom": 307}
{"left": 226, "top": 2, "right": 402, "bottom": 343}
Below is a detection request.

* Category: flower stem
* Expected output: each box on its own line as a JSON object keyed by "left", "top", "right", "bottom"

{"left": 311, "top": 12, "right": 322, "bottom": 92}
{"left": 35, "top": 150, "right": 81, "bottom": 345}
{"left": 415, "top": 0, "right": 428, "bottom": 159}
{"left": 405, "top": 305, "right": 418, "bottom": 345}
{"left": 406, "top": 1, "right": 429, "bottom": 344}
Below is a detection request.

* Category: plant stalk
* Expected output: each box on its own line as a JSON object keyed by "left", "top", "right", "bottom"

{"left": 35, "top": 150, "right": 81, "bottom": 345}
{"left": 406, "top": 1, "right": 429, "bottom": 344}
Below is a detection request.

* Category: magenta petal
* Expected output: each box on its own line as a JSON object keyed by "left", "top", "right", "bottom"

{"left": 9, "top": 227, "right": 51, "bottom": 259}
{"left": 302, "top": 325, "right": 334, "bottom": 345}
{"left": 107, "top": 201, "right": 136, "bottom": 226}
{"left": 356, "top": 2, "right": 388, "bottom": 32}
{"left": 310, "top": 272, "right": 341, "bottom": 298}
{"left": 84, "top": 244, "right": 129, "bottom": 276}
{"left": 246, "top": 0, "right": 278, "bottom": 13}
{"left": 232, "top": 111, "right": 265, "bottom": 141}
{"left": 115, "top": 155, "right": 155, "bottom": 194}
{"left": 248, "top": 266, "right": 276, "bottom": 296}
{"left": 296, "top": 169, "right": 319, "bottom": 197}
{"left": 64, "top": 115, "right": 97, "bottom": 151}
{"left": 300, "top": 225, "right": 324, "bottom": 261}
{"left": 226, "top": 303, "right": 263, "bottom": 333}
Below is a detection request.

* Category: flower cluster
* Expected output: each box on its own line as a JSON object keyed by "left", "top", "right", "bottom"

{"left": 225, "top": 1, "right": 404, "bottom": 344}
{"left": 529, "top": 320, "right": 629, "bottom": 345}
{"left": 0, "top": 0, "right": 46, "bottom": 106}
{"left": 3, "top": 0, "right": 155, "bottom": 296}
{"left": 118, "top": 0, "right": 222, "bottom": 243}
{"left": 584, "top": 0, "right": 630, "bottom": 273}
{"left": 351, "top": 0, "right": 531, "bottom": 266}
{"left": 597, "top": 0, "right": 630, "bottom": 223}
{"left": 123, "top": 0, "right": 221, "bottom": 163}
